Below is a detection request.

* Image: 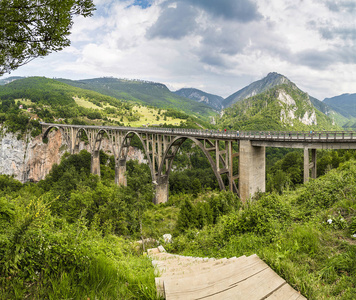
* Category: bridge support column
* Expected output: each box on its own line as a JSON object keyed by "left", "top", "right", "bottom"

{"left": 311, "top": 149, "right": 317, "bottom": 179}
{"left": 239, "top": 140, "right": 265, "bottom": 202}
{"left": 154, "top": 177, "right": 168, "bottom": 204}
{"left": 304, "top": 148, "right": 317, "bottom": 182}
{"left": 115, "top": 160, "right": 127, "bottom": 186}
{"left": 91, "top": 150, "right": 101, "bottom": 176}
{"left": 73, "top": 144, "right": 80, "bottom": 154}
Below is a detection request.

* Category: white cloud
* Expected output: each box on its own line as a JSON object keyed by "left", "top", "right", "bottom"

{"left": 6, "top": 0, "right": 356, "bottom": 100}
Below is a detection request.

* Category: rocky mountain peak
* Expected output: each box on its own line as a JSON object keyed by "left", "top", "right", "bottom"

{"left": 223, "top": 72, "right": 294, "bottom": 108}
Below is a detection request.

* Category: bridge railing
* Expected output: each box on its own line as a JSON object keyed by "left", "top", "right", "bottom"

{"left": 238, "top": 131, "right": 356, "bottom": 141}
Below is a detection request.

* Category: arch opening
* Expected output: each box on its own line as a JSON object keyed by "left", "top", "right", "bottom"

{"left": 158, "top": 136, "right": 233, "bottom": 197}
{"left": 116, "top": 131, "right": 155, "bottom": 186}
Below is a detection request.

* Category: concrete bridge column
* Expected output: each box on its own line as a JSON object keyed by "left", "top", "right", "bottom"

{"left": 70, "top": 127, "right": 77, "bottom": 154}
{"left": 91, "top": 150, "right": 101, "bottom": 176}
{"left": 154, "top": 176, "right": 169, "bottom": 204}
{"left": 239, "top": 140, "right": 265, "bottom": 202}
{"left": 311, "top": 149, "right": 317, "bottom": 179}
{"left": 304, "top": 148, "right": 317, "bottom": 182}
{"left": 73, "top": 144, "right": 80, "bottom": 154}
{"left": 115, "top": 159, "right": 127, "bottom": 186}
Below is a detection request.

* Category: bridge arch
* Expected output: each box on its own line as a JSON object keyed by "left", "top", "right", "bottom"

{"left": 116, "top": 131, "right": 155, "bottom": 185}
{"left": 73, "top": 127, "right": 91, "bottom": 153}
{"left": 92, "top": 129, "right": 117, "bottom": 157}
{"left": 157, "top": 136, "right": 226, "bottom": 194}
{"left": 42, "top": 125, "right": 71, "bottom": 150}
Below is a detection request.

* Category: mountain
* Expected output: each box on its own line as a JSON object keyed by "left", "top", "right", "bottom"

{"left": 57, "top": 77, "right": 216, "bottom": 119}
{"left": 218, "top": 81, "right": 340, "bottom": 131}
{"left": 223, "top": 72, "right": 290, "bottom": 108}
{"left": 0, "top": 76, "right": 125, "bottom": 107}
{"left": 0, "top": 76, "right": 212, "bottom": 130}
{"left": 309, "top": 96, "right": 348, "bottom": 126}
{"left": 174, "top": 88, "right": 223, "bottom": 110}
{"left": 0, "top": 76, "right": 25, "bottom": 85}
{"left": 323, "top": 93, "right": 356, "bottom": 118}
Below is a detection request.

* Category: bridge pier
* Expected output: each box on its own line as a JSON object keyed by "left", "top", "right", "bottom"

{"left": 115, "top": 160, "right": 127, "bottom": 186}
{"left": 154, "top": 176, "right": 169, "bottom": 204}
{"left": 91, "top": 150, "right": 101, "bottom": 176}
{"left": 239, "top": 140, "right": 265, "bottom": 202}
{"left": 304, "top": 148, "right": 317, "bottom": 182}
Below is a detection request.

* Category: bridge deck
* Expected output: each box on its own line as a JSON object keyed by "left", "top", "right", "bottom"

{"left": 148, "top": 247, "right": 306, "bottom": 300}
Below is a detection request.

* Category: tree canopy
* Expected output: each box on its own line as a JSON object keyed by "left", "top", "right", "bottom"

{"left": 0, "top": 0, "right": 95, "bottom": 75}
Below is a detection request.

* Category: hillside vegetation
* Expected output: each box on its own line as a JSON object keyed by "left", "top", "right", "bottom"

{"left": 324, "top": 94, "right": 356, "bottom": 119}
{"left": 218, "top": 84, "right": 340, "bottom": 131}
{"left": 0, "top": 77, "right": 213, "bottom": 137}
{"left": 58, "top": 77, "right": 216, "bottom": 119}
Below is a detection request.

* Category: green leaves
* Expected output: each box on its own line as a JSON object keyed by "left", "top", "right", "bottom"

{"left": 0, "top": 0, "right": 95, "bottom": 75}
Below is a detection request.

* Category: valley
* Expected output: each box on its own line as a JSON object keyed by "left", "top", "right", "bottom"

{"left": 0, "top": 73, "right": 356, "bottom": 299}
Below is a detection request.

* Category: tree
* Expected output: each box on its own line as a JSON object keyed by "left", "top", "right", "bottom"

{"left": 0, "top": 0, "right": 95, "bottom": 75}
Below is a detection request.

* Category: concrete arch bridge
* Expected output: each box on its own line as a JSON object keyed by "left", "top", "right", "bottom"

{"left": 42, "top": 123, "right": 356, "bottom": 203}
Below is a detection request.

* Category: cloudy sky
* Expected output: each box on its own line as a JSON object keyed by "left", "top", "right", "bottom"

{"left": 6, "top": 0, "right": 356, "bottom": 100}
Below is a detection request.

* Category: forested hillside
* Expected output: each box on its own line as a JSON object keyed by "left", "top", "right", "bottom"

{"left": 0, "top": 77, "right": 213, "bottom": 136}
{"left": 58, "top": 77, "right": 216, "bottom": 119}
{"left": 324, "top": 93, "right": 356, "bottom": 118}
{"left": 218, "top": 84, "right": 339, "bottom": 131}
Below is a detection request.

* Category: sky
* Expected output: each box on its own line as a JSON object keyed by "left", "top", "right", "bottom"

{"left": 5, "top": 0, "right": 356, "bottom": 100}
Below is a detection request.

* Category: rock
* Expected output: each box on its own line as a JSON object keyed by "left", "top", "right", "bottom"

{"left": 0, "top": 129, "right": 146, "bottom": 182}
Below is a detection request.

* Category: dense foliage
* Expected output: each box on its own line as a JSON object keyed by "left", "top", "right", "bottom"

{"left": 0, "top": 97, "right": 41, "bottom": 137}
{"left": 0, "top": 151, "right": 159, "bottom": 299}
{"left": 0, "top": 0, "right": 95, "bottom": 75}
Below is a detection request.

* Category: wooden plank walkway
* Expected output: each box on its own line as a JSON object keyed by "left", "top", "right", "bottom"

{"left": 148, "top": 247, "right": 306, "bottom": 300}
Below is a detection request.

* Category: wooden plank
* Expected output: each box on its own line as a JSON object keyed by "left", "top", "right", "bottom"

{"left": 213, "top": 268, "right": 286, "bottom": 300}
{"left": 264, "top": 282, "right": 306, "bottom": 300}
{"left": 150, "top": 250, "right": 305, "bottom": 300}
{"left": 162, "top": 256, "right": 246, "bottom": 280}
{"left": 165, "top": 255, "right": 272, "bottom": 299}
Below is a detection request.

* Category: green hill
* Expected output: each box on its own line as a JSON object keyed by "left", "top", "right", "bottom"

{"left": 218, "top": 83, "right": 340, "bottom": 131}
{"left": 57, "top": 77, "right": 216, "bottom": 119}
{"left": 0, "top": 77, "right": 214, "bottom": 136}
{"left": 0, "top": 76, "right": 130, "bottom": 108}
{"left": 324, "top": 93, "right": 356, "bottom": 118}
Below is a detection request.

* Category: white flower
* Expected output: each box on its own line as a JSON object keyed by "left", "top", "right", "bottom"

{"left": 163, "top": 234, "right": 172, "bottom": 243}
{"left": 327, "top": 219, "right": 333, "bottom": 224}
{"left": 352, "top": 234, "right": 356, "bottom": 238}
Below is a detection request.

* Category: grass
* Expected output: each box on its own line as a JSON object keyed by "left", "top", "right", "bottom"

{"left": 73, "top": 98, "right": 185, "bottom": 127}
{"left": 74, "top": 97, "right": 104, "bottom": 110}
{"left": 16, "top": 98, "right": 34, "bottom": 105}
{"left": 110, "top": 105, "right": 185, "bottom": 127}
